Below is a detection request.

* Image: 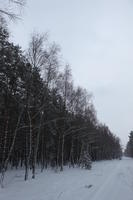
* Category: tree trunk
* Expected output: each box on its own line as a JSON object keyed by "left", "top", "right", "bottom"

{"left": 60, "top": 134, "right": 64, "bottom": 171}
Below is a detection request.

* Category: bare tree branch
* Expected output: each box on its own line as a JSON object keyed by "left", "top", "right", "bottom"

{"left": 0, "top": 0, "right": 26, "bottom": 21}
{"left": 0, "top": 9, "right": 19, "bottom": 20}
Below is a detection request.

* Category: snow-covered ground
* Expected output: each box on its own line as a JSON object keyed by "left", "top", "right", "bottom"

{"left": 0, "top": 157, "right": 133, "bottom": 200}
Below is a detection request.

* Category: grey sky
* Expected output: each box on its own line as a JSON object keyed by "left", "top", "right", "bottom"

{"left": 9, "top": 0, "right": 133, "bottom": 147}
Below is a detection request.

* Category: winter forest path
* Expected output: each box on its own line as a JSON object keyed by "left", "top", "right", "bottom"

{"left": 89, "top": 157, "right": 133, "bottom": 200}
{"left": 0, "top": 157, "right": 133, "bottom": 200}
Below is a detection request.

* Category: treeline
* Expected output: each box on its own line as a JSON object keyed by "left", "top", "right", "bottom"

{"left": 0, "top": 22, "right": 122, "bottom": 184}
{"left": 125, "top": 131, "right": 133, "bottom": 157}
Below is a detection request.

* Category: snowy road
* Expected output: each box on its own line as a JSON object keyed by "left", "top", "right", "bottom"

{"left": 89, "top": 157, "right": 133, "bottom": 200}
{"left": 0, "top": 157, "right": 133, "bottom": 200}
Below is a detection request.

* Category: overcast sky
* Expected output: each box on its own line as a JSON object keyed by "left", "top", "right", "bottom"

{"left": 9, "top": 0, "right": 133, "bottom": 148}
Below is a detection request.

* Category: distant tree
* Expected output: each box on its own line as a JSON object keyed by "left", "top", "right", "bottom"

{"left": 125, "top": 131, "right": 133, "bottom": 157}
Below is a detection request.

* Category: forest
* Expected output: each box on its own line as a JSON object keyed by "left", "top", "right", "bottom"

{"left": 0, "top": 0, "right": 122, "bottom": 187}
